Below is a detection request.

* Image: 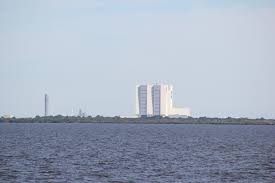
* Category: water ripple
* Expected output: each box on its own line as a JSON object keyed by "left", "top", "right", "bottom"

{"left": 0, "top": 123, "right": 274, "bottom": 183}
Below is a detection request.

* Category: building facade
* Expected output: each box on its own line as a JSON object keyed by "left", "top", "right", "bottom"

{"left": 152, "top": 84, "right": 173, "bottom": 116}
{"left": 136, "top": 84, "right": 191, "bottom": 117}
{"left": 136, "top": 85, "right": 153, "bottom": 117}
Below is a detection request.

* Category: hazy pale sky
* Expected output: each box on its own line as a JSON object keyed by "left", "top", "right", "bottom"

{"left": 0, "top": 0, "right": 275, "bottom": 118}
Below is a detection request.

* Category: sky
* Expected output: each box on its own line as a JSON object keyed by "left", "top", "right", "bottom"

{"left": 0, "top": 0, "right": 275, "bottom": 118}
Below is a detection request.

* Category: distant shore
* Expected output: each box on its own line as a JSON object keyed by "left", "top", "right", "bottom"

{"left": 1, "top": 116, "right": 275, "bottom": 125}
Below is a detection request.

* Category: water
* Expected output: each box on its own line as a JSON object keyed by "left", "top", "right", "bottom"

{"left": 0, "top": 123, "right": 274, "bottom": 183}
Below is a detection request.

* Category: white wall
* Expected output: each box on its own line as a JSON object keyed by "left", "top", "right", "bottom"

{"left": 136, "top": 84, "right": 153, "bottom": 116}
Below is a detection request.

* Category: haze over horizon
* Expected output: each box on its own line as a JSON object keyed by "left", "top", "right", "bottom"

{"left": 0, "top": 0, "right": 274, "bottom": 118}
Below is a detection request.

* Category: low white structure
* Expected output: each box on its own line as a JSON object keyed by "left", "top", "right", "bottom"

{"left": 1, "top": 115, "right": 14, "bottom": 119}
{"left": 119, "top": 115, "right": 139, "bottom": 118}
{"left": 169, "top": 108, "right": 191, "bottom": 118}
{"left": 136, "top": 84, "right": 191, "bottom": 117}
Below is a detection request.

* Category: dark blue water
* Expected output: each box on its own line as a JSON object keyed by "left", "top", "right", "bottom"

{"left": 0, "top": 123, "right": 274, "bottom": 183}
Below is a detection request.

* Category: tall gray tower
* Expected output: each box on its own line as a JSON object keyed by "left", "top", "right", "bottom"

{"left": 44, "top": 94, "right": 49, "bottom": 116}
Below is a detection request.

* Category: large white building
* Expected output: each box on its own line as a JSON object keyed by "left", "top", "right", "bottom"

{"left": 136, "top": 84, "right": 191, "bottom": 117}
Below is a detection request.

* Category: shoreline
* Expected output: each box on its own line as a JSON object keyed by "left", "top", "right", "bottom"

{"left": 1, "top": 116, "right": 275, "bottom": 125}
